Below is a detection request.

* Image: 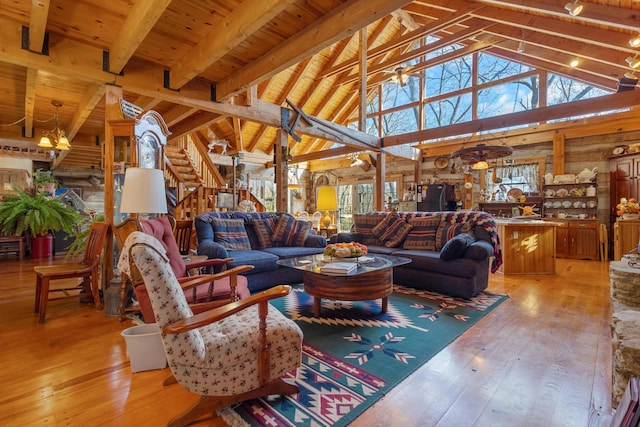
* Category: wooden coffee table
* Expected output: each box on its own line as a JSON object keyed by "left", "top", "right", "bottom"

{"left": 277, "top": 254, "right": 411, "bottom": 316}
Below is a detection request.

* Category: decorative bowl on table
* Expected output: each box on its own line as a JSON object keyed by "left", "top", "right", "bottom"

{"left": 324, "top": 242, "right": 368, "bottom": 258}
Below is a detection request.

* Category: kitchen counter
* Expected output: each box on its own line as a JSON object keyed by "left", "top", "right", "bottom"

{"left": 496, "top": 219, "right": 561, "bottom": 274}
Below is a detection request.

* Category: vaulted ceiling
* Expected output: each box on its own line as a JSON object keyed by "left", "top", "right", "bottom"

{"left": 1, "top": 0, "right": 640, "bottom": 171}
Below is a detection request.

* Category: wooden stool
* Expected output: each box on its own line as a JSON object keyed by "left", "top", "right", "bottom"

{"left": 599, "top": 223, "right": 608, "bottom": 262}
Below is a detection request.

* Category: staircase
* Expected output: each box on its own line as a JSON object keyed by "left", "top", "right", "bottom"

{"left": 163, "top": 143, "right": 266, "bottom": 220}
{"left": 164, "top": 145, "right": 204, "bottom": 189}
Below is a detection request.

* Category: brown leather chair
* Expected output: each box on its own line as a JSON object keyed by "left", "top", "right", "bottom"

{"left": 33, "top": 222, "right": 109, "bottom": 324}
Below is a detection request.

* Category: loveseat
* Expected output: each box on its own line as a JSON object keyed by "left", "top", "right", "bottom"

{"left": 195, "top": 212, "right": 327, "bottom": 292}
{"left": 330, "top": 211, "right": 502, "bottom": 299}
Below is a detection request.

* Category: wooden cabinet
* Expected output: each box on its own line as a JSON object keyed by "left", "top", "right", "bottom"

{"left": 613, "top": 219, "right": 640, "bottom": 260}
{"left": 610, "top": 153, "right": 640, "bottom": 223}
{"left": 552, "top": 219, "right": 599, "bottom": 260}
{"left": 496, "top": 220, "right": 558, "bottom": 274}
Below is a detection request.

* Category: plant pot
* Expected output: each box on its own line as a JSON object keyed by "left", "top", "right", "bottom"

{"left": 31, "top": 233, "right": 53, "bottom": 258}
{"left": 622, "top": 213, "right": 639, "bottom": 220}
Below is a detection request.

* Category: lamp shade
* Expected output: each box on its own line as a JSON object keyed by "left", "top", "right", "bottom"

{"left": 472, "top": 160, "right": 489, "bottom": 170}
{"left": 120, "top": 168, "right": 168, "bottom": 214}
{"left": 316, "top": 185, "right": 338, "bottom": 211}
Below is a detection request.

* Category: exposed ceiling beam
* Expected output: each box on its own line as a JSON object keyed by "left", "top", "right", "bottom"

{"left": 107, "top": 0, "right": 172, "bottom": 73}
{"left": 168, "top": 0, "right": 295, "bottom": 89}
{"left": 213, "top": 0, "right": 415, "bottom": 100}
{"left": 28, "top": 0, "right": 49, "bottom": 53}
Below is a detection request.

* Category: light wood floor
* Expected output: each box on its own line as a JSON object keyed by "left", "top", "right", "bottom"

{"left": 0, "top": 255, "right": 614, "bottom": 427}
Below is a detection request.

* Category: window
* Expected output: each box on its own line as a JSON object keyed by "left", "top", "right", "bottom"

{"left": 483, "top": 162, "right": 542, "bottom": 199}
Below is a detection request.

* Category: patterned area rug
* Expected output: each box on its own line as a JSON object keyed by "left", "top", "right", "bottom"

{"left": 221, "top": 285, "right": 508, "bottom": 427}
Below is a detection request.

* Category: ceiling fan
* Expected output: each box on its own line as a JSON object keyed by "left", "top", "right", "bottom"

{"left": 383, "top": 65, "right": 420, "bottom": 86}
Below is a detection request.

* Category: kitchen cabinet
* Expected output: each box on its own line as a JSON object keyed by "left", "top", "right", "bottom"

{"left": 479, "top": 196, "right": 542, "bottom": 218}
{"left": 613, "top": 219, "right": 640, "bottom": 260}
{"left": 496, "top": 220, "right": 559, "bottom": 274}
{"left": 551, "top": 219, "right": 599, "bottom": 260}
{"left": 610, "top": 153, "right": 640, "bottom": 229}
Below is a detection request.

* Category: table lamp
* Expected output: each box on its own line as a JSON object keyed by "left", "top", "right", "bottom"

{"left": 120, "top": 167, "right": 168, "bottom": 216}
{"left": 316, "top": 185, "right": 338, "bottom": 229}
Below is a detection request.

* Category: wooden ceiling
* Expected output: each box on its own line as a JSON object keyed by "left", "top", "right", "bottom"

{"left": 1, "top": 0, "right": 640, "bottom": 171}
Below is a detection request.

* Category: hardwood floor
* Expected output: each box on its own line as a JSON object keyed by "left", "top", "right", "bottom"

{"left": 0, "top": 255, "right": 614, "bottom": 426}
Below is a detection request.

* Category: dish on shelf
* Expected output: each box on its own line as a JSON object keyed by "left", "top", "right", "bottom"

{"left": 544, "top": 201, "right": 553, "bottom": 208}
{"left": 555, "top": 188, "right": 569, "bottom": 197}
{"left": 544, "top": 189, "right": 555, "bottom": 197}
{"left": 587, "top": 200, "right": 597, "bottom": 208}
{"left": 561, "top": 200, "right": 572, "bottom": 208}
{"left": 569, "top": 187, "right": 585, "bottom": 197}
{"left": 552, "top": 201, "right": 562, "bottom": 208}
{"left": 507, "top": 188, "right": 523, "bottom": 199}
{"left": 573, "top": 201, "right": 583, "bottom": 208}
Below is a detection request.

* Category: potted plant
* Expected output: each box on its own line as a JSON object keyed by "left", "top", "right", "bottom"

{"left": 0, "top": 188, "right": 79, "bottom": 258}
{"left": 33, "top": 169, "right": 58, "bottom": 194}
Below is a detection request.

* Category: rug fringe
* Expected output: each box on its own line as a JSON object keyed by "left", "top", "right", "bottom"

{"left": 218, "top": 406, "right": 249, "bottom": 427}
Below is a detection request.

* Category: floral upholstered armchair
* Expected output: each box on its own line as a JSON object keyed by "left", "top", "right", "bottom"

{"left": 118, "top": 232, "right": 303, "bottom": 427}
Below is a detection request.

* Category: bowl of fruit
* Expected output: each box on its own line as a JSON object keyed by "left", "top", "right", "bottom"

{"left": 323, "top": 242, "right": 368, "bottom": 258}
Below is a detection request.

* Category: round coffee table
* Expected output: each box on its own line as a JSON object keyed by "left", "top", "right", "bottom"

{"left": 277, "top": 254, "right": 411, "bottom": 316}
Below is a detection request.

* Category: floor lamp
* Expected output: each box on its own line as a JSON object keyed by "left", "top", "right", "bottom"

{"left": 316, "top": 185, "right": 338, "bottom": 229}
{"left": 120, "top": 168, "right": 168, "bottom": 217}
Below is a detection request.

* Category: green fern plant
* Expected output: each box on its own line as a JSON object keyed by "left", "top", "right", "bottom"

{"left": 63, "top": 213, "right": 105, "bottom": 260}
{"left": 0, "top": 188, "right": 79, "bottom": 237}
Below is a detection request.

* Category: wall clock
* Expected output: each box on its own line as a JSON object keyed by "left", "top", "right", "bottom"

{"left": 138, "top": 133, "right": 161, "bottom": 169}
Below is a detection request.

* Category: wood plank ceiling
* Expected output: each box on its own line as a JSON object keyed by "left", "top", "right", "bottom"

{"left": 0, "top": 0, "right": 639, "bottom": 171}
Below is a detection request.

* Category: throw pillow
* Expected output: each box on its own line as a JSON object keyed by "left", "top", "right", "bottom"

{"left": 403, "top": 217, "right": 441, "bottom": 250}
{"left": 353, "top": 213, "right": 384, "bottom": 246}
{"left": 211, "top": 218, "right": 252, "bottom": 250}
{"left": 440, "top": 233, "right": 476, "bottom": 261}
{"left": 435, "top": 222, "right": 465, "bottom": 251}
{"left": 372, "top": 213, "right": 413, "bottom": 248}
{"left": 272, "top": 215, "right": 311, "bottom": 247}
{"left": 251, "top": 217, "right": 277, "bottom": 249}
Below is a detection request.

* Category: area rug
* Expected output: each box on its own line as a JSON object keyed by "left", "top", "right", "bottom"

{"left": 221, "top": 285, "right": 508, "bottom": 427}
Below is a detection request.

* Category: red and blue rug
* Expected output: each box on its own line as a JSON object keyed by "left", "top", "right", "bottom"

{"left": 221, "top": 285, "right": 508, "bottom": 427}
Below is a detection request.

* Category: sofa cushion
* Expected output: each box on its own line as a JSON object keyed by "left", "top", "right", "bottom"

{"left": 353, "top": 213, "right": 384, "bottom": 246}
{"left": 224, "top": 249, "right": 280, "bottom": 274}
{"left": 211, "top": 218, "right": 252, "bottom": 250}
{"left": 391, "top": 249, "right": 481, "bottom": 278}
{"left": 371, "top": 213, "right": 413, "bottom": 248}
{"left": 272, "top": 215, "right": 311, "bottom": 247}
{"left": 252, "top": 217, "right": 277, "bottom": 249}
{"left": 440, "top": 233, "right": 476, "bottom": 261}
{"left": 435, "top": 222, "right": 465, "bottom": 250}
{"left": 262, "top": 246, "right": 324, "bottom": 259}
{"left": 403, "top": 217, "right": 441, "bottom": 250}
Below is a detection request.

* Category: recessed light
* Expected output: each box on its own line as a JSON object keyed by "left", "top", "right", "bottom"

{"left": 564, "top": 1, "right": 584, "bottom": 16}
{"left": 570, "top": 58, "right": 580, "bottom": 67}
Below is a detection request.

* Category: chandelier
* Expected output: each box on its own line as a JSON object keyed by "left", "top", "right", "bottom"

{"left": 38, "top": 100, "right": 71, "bottom": 151}
{"left": 450, "top": 140, "right": 513, "bottom": 170}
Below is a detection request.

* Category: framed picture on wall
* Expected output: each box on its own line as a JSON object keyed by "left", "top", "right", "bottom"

{"left": 217, "top": 192, "right": 237, "bottom": 209}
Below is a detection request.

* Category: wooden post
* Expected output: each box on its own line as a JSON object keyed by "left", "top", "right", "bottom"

{"left": 553, "top": 133, "right": 565, "bottom": 175}
{"left": 275, "top": 129, "right": 289, "bottom": 212}
{"left": 375, "top": 153, "right": 385, "bottom": 211}
{"left": 103, "top": 84, "right": 124, "bottom": 289}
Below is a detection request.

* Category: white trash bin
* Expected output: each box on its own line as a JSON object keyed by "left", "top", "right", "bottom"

{"left": 121, "top": 324, "right": 167, "bottom": 373}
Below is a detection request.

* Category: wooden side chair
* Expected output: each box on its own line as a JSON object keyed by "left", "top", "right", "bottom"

{"left": 118, "top": 231, "right": 302, "bottom": 427}
{"left": 173, "top": 218, "right": 194, "bottom": 256}
{"left": 33, "top": 222, "right": 109, "bottom": 324}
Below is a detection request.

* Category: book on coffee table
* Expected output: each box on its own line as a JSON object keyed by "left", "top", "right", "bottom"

{"left": 320, "top": 262, "right": 357, "bottom": 274}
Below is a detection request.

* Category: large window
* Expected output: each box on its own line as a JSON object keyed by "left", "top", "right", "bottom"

{"left": 365, "top": 42, "right": 612, "bottom": 138}
{"left": 483, "top": 162, "right": 542, "bottom": 200}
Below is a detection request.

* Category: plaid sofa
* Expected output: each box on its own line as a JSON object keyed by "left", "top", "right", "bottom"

{"left": 195, "top": 212, "right": 327, "bottom": 293}
{"left": 331, "top": 211, "right": 502, "bottom": 299}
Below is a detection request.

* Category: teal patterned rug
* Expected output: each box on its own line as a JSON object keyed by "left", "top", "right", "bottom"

{"left": 221, "top": 285, "right": 508, "bottom": 427}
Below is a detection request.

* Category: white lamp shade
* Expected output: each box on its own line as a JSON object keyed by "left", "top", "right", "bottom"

{"left": 120, "top": 168, "right": 168, "bottom": 214}
{"left": 316, "top": 185, "right": 338, "bottom": 211}
{"left": 38, "top": 136, "right": 53, "bottom": 148}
